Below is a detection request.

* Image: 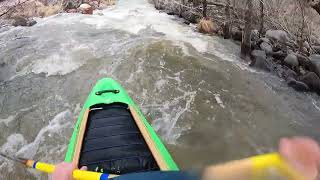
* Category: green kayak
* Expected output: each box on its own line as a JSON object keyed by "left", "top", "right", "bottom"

{"left": 64, "top": 78, "right": 178, "bottom": 176}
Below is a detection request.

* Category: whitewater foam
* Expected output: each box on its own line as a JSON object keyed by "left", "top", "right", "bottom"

{"left": 16, "top": 110, "right": 72, "bottom": 158}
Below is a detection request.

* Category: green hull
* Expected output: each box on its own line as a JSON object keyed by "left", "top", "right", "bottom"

{"left": 65, "top": 78, "right": 178, "bottom": 171}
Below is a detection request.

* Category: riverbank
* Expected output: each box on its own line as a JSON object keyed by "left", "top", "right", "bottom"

{"left": 0, "top": 0, "right": 115, "bottom": 27}
{"left": 150, "top": 0, "right": 320, "bottom": 96}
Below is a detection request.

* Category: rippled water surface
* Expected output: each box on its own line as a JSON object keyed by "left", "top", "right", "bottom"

{"left": 0, "top": 0, "right": 319, "bottom": 179}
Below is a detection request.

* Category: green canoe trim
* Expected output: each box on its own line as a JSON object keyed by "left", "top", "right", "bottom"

{"left": 64, "top": 78, "right": 179, "bottom": 170}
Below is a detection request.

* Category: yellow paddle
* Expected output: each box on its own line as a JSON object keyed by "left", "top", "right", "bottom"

{"left": 0, "top": 152, "right": 304, "bottom": 180}
{"left": 203, "top": 153, "right": 305, "bottom": 180}
{"left": 0, "top": 152, "right": 110, "bottom": 180}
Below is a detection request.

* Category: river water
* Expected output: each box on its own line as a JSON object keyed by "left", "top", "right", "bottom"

{"left": 0, "top": 0, "right": 319, "bottom": 179}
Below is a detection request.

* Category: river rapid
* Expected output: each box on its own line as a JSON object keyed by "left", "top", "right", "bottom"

{"left": 0, "top": 0, "right": 319, "bottom": 179}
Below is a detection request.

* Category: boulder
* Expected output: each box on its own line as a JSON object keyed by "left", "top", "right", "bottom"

{"left": 79, "top": 3, "right": 93, "bottom": 15}
{"left": 303, "top": 41, "right": 310, "bottom": 50}
{"left": 12, "top": 16, "right": 28, "bottom": 27}
{"left": 198, "top": 18, "right": 216, "bottom": 34}
{"left": 309, "top": 54, "right": 320, "bottom": 77}
{"left": 296, "top": 54, "right": 311, "bottom": 70}
{"left": 181, "top": 10, "right": 199, "bottom": 24}
{"left": 260, "top": 42, "right": 273, "bottom": 54}
{"left": 266, "top": 30, "right": 289, "bottom": 43}
{"left": 287, "top": 78, "right": 310, "bottom": 92}
{"left": 282, "top": 68, "right": 298, "bottom": 81}
{"left": 231, "top": 27, "right": 242, "bottom": 41}
{"left": 272, "top": 42, "right": 282, "bottom": 52}
{"left": 311, "top": 36, "right": 320, "bottom": 46}
{"left": 259, "top": 37, "right": 271, "bottom": 44}
{"left": 313, "top": 46, "right": 320, "bottom": 54}
{"left": 27, "top": 20, "right": 37, "bottom": 27}
{"left": 284, "top": 54, "right": 299, "bottom": 68}
{"left": 271, "top": 51, "right": 286, "bottom": 61}
{"left": 299, "top": 72, "right": 320, "bottom": 94}
{"left": 250, "top": 50, "right": 270, "bottom": 71}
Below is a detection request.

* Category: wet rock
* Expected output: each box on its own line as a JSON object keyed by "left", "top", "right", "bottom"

{"left": 296, "top": 54, "right": 311, "bottom": 70}
{"left": 231, "top": 27, "right": 242, "bottom": 41}
{"left": 198, "top": 18, "right": 216, "bottom": 34}
{"left": 27, "top": 20, "right": 37, "bottom": 27}
{"left": 271, "top": 51, "right": 286, "bottom": 61}
{"left": 272, "top": 42, "right": 282, "bottom": 52}
{"left": 313, "top": 46, "right": 320, "bottom": 54}
{"left": 181, "top": 10, "right": 199, "bottom": 24}
{"left": 266, "top": 30, "right": 289, "bottom": 43}
{"left": 299, "top": 72, "right": 320, "bottom": 94}
{"left": 12, "top": 16, "right": 28, "bottom": 27}
{"left": 260, "top": 42, "right": 273, "bottom": 55}
{"left": 284, "top": 54, "right": 299, "bottom": 69}
{"left": 259, "top": 37, "right": 271, "bottom": 44}
{"left": 310, "top": 54, "right": 320, "bottom": 77}
{"left": 283, "top": 68, "right": 298, "bottom": 81}
{"left": 250, "top": 50, "right": 270, "bottom": 71}
{"left": 67, "top": 8, "right": 78, "bottom": 13}
{"left": 79, "top": 3, "right": 93, "bottom": 15}
{"left": 287, "top": 78, "right": 310, "bottom": 92}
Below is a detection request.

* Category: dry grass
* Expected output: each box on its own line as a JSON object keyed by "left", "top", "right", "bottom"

{"left": 198, "top": 17, "right": 216, "bottom": 34}
{"left": 36, "top": 4, "right": 61, "bottom": 17}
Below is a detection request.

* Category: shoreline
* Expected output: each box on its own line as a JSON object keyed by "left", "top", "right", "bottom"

{"left": 150, "top": 0, "right": 320, "bottom": 96}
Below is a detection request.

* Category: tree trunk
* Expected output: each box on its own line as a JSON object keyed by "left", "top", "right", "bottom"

{"left": 223, "top": 0, "right": 231, "bottom": 39}
{"left": 298, "top": 0, "right": 306, "bottom": 53}
{"left": 240, "top": 0, "right": 253, "bottom": 60}
{"left": 259, "top": 0, "right": 264, "bottom": 37}
{"left": 202, "top": 0, "right": 207, "bottom": 18}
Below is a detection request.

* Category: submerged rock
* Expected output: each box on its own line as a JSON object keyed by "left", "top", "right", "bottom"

{"left": 250, "top": 50, "right": 270, "bottom": 71}
{"left": 287, "top": 78, "right": 310, "bottom": 92}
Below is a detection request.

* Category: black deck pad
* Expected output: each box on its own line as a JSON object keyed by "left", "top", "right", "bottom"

{"left": 78, "top": 103, "right": 160, "bottom": 175}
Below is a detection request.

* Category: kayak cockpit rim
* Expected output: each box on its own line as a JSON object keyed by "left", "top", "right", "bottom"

{"left": 71, "top": 103, "right": 170, "bottom": 176}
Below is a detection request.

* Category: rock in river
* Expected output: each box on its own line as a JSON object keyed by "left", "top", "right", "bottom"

{"left": 12, "top": 16, "right": 28, "bottom": 27}
{"left": 284, "top": 54, "right": 299, "bottom": 69}
{"left": 310, "top": 54, "right": 320, "bottom": 77}
{"left": 287, "top": 78, "right": 310, "bottom": 92}
{"left": 299, "top": 72, "right": 320, "bottom": 94}
{"left": 250, "top": 50, "right": 270, "bottom": 71}
{"left": 79, "top": 4, "right": 93, "bottom": 15}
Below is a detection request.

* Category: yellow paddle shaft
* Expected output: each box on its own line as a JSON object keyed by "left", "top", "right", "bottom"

{"left": 25, "top": 160, "right": 109, "bottom": 180}
{"left": 203, "top": 153, "right": 305, "bottom": 180}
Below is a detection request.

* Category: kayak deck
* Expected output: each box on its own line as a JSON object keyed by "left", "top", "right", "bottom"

{"left": 78, "top": 103, "right": 160, "bottom": 175}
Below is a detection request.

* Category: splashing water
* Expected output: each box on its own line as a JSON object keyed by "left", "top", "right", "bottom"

{"left": 0, "top": 0, "right": 319, "bottom": 179}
